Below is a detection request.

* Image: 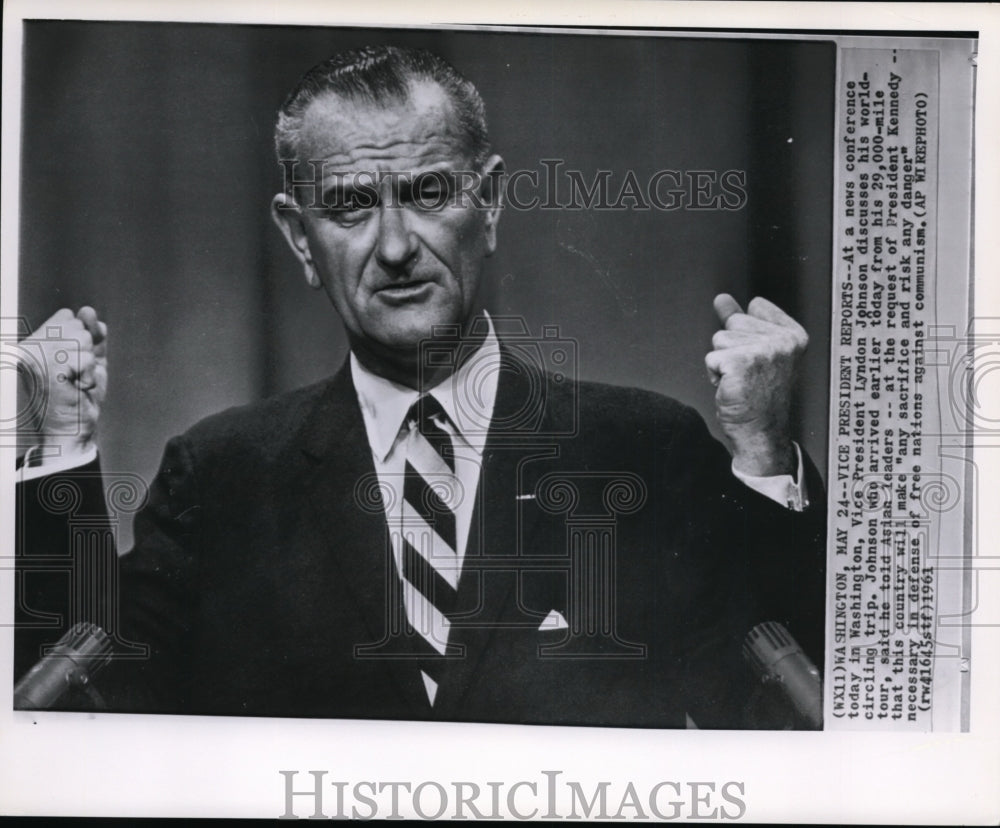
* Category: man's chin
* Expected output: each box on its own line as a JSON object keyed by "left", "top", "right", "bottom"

{"left": 368, "top": 307, "right": 468, "bottom": 350}
{"left": 353, "top": 314, "right": 470, "bottom": 388}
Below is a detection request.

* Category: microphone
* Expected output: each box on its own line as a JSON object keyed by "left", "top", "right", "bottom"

{"left": 14, "top": 622, "right": 113, "bottom": 710}
{"left": 742, "top": 621, "right": 823, "bottom": 729}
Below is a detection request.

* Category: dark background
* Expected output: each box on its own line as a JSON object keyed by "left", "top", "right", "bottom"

{"left": 17, "top": 22, "right": 834, "bottom": 547}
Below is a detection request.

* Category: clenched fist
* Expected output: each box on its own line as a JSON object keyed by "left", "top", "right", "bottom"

{"left": 705, "top": 294, "right": 807, "bottom": 477}
{"left": 18, "top": 307, "right": 107, "bottom": 458}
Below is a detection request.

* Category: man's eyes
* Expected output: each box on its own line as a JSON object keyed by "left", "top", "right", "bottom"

{"left": 324, "top": 193, "right": 375, "bottom": 220}
{"left": 411, "top": 175, "right": 450, "bottom": 203}
{"left": 321, "top": 175, "right": 453, "bottom": 222}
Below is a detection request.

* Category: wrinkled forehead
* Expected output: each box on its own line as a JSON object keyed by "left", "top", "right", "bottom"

{"left": 295, "top": 80, "right": 471, "bottom": 173}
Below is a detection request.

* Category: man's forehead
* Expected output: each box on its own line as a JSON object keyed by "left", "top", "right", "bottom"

{"left": 295, "top": 80, "right": 468, "bottom": 169}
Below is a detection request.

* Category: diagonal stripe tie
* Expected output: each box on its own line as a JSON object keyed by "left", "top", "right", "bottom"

{"left": 399, "top": 394, "right": 462, "bottom": 706}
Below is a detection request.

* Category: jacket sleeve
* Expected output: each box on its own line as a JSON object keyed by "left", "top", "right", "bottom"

{"left": 14, "top": 437, "right": 205, "bottom": 713}
{"left": 662, "top": 404, "right": 827, "bottom": 728}
{"left": 14, "top": 456, "right": 113, "bottom": 685}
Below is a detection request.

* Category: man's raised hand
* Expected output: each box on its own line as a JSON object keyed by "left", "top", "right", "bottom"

{"left": 19, "top": 307, "right": 108, "bottom": 457}
{"left": 704, "top": 294, "right": 808, "bottom": 477}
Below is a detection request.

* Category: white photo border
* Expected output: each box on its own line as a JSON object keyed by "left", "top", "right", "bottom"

{"left": 1, "top": 1, "right": 998, "bottom": 822}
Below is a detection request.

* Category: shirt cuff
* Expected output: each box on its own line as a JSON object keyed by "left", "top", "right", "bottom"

{"left": 731, "top": 441, "right": 809, "bottom": 511}
{"left": 17, "top": 444, "right": 98, "bottom": 484}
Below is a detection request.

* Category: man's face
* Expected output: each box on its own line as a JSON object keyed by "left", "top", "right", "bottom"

{"left": 272, "top": 81, "right": 502, "bottom": 368}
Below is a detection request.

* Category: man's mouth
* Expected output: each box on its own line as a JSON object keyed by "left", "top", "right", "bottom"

{"left": 375, "top": 280, "right": 434, "bottom": 303}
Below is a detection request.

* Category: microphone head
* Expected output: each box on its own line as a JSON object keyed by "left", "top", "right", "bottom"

{"left": 743, "top": 620, "right": 800, "bottom": 673}
{"left": 50, "top": 622, "right": 113, "bottom": 663}
{"left": 743, "top": 621, "right": 823, "bottom": 729}
{"left": 14, "top": 623, "right": 113, "bottom": 709}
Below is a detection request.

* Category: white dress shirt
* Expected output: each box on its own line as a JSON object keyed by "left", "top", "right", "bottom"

{"left": 350, "top": 321, "right": 501, "bottom": 571}
{"left": 351, "top": 319, "right": 501, "bottom": 704}
{"left": 18, "top": 443, "right": 98, "bottom": 484}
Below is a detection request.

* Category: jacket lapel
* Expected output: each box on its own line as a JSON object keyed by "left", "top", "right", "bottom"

{"left": 437, "top": 343, "right": 565, "bottom": 713}
{"left": 294, "top": 362, "right": 428, "bottom": 713}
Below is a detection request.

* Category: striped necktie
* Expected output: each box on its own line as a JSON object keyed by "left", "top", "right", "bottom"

{"left": 399, "top": 394, "right": 463, "bottom": 705}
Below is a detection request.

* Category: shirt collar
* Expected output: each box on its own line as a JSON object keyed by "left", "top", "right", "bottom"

{"left": 351, "top": 313, "right": 500, "bottom": 463}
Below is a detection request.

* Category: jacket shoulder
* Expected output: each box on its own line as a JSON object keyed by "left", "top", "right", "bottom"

{"left": 178, "top": 374, "right": 339, "bottom": 456}
{"left": 573, "top": 378, "right": 696, "bottom": 424}
{"left": 546, "top": 375, "right": 717, "bottom": 462}
{"left": 562, "top": 376, "right": 707, "bottom": 438}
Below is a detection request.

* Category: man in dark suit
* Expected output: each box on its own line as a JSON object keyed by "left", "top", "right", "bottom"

{"left": 14, "top": 45, "right": 825, "bottom": 728}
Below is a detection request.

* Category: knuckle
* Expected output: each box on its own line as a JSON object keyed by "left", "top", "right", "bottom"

{"left": 726, "top": 351, "right": 747, "bottom": 370}
{"left": 772, "top": 330, "right": 796, "bottom": 352}
{"left": 63, "top": 324, "right": 85, "bottom": 343}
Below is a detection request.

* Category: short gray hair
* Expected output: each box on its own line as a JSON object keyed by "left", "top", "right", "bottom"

{"left": 274, "top": 45, "right": 492, "bottom": 175}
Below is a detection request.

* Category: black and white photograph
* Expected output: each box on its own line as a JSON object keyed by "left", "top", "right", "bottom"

{"left": 1, "top": 1, "right": 996, "bottom": 822}
{"left": 12, "top": 22, "right": 837, "bottom": 727}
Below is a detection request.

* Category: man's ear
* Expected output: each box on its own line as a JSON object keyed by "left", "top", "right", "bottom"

{"left": 480, "top": 154, "right": 504, "bottom": 257}
{"left": 270, "top": 193, "right": 321, "bottom": 289}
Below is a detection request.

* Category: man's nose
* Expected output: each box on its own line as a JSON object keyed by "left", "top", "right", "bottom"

{"left": 374, "top": 199, "right": 419, "bottom": 271}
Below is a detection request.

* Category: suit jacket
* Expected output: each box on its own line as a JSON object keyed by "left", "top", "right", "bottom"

{"left": 15, "top": 344, "right": 826, "bottom": 728}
